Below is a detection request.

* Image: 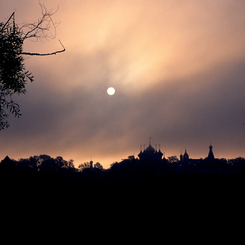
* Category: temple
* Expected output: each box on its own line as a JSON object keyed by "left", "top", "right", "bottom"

{"left": 207, "top": 144, "right": 215, "bottom": 160}
{"left": 138, "top": 141, "right": 163, "bottom": 162}
{"left": 137, "top": 140, "right": 216, "bottom": 168}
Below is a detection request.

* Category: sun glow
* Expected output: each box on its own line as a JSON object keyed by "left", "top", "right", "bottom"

{"left": 107, "top": 87, "right": 115, "bottom": 95}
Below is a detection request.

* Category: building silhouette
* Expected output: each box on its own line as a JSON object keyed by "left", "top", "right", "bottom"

{"left": 207, "top": 144, "right": 215, "bottom": 160}
{"left": 177, "top": 144, "right": 219, "bottom": 173}
{"left": 138, "top": 142, "right": 216, "bottom": 165}
{"left": 180, "top": 149, "right": 189, "bottom": 162}
{"left": 137, "top": 141, "right": 220, "bottom": 173}
{"left": 179, "top": 145, "right": 215, "bottom": 163}
{"left": 138, "top": 141, "right": 163, "bottom": 162}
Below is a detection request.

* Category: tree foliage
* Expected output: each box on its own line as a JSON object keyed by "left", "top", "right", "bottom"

{"left": 16, "top": 154, "right": 75, "bottom": 173}
{"left": 0, "top": 4, "right": 65, "bottom": 130}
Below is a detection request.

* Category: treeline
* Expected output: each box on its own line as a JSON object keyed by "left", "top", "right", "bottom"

{"left": 0, "top": 155, "right": 76, "bottom": 173}
{"left": 0, "top": 154, "right": 105, "bottom": 173}
{"left": 0, "top": 154, "right": 244, "bottom": 183}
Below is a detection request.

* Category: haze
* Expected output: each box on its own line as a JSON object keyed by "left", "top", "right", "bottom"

{"left": 1, "top": 0, "right": 245, "bottom": 168}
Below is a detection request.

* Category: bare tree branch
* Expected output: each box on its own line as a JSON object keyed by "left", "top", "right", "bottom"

{"left": 18, "top": 3, "right": 65, "bottom": 56}
{"left": 21, "top": 39, "right": 65, "bottom": 56}
{"left": 20, "top": 3, "right": 59, "bottom": 41}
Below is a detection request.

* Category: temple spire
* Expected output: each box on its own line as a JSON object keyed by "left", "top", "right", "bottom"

{"left": 208, "top": 144, "right": 215, "bottom": 160}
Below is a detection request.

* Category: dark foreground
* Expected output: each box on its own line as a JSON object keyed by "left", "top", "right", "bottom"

{"left": 1, "top": 171, "right": 243, "bottom": 185}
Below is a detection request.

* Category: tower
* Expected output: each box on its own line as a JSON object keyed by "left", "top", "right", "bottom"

{"left": 207, "top": 144, "right": 215, "bottom": 160}
{"left": 90, "top": 156, "right": 93, "bottom": 169}
{"left": 183, "top": 149, "right": 189, "bottom": 162}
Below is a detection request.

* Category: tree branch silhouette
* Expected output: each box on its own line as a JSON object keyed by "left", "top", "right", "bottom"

{"left": 20, "top": 3, "right": 59, "bottom": 41}
{"left": 21, "top": 40, "right": 65, "bottom": 56}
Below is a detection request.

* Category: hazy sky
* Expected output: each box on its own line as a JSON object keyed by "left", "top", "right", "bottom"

{"left": 1, "top": 0, "right": 245, "bottom": 168}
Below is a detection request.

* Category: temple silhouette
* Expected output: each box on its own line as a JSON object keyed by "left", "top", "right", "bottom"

{"left": 135, "top": 138, "right": 232, "bottom": 174}
{"left": 207, "top": 144, "right": 215, "bottom": 160}
{"left": 138, "top": 140, "right": 163, "bottom": 162}
{"left": 138, "top": 138, "right": 215, "bottom": 163}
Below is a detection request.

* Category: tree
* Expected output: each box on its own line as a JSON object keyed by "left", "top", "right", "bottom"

{"left": 0, "top": 155, "right": 16, "bottom": 172}
{"left": 78, "top": 162, "right": 91, "bottom": 172}
{"left": 94, "top": 162, "right": 103, "bottom": 170}
{"left": 168, "top": 155, "right": 179, "bottom": 163}
{"left": 0, "top": 4, "right": 65, "bottom": 130}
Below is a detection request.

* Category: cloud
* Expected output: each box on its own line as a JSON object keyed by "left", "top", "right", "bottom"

{"left": 1, "top": 0, "right": 245, "bottom": 167}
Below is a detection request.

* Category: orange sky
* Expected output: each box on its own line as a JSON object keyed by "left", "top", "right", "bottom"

{"left": 1, "top": 0, "right": 245, "bottom": 168}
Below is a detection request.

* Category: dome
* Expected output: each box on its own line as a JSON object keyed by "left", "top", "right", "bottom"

{"left": 145, "top": 144, "right": 155, "bottom": 152}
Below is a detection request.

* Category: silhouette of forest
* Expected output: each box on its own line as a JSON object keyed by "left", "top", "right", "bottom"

{"left": 0, "top": 152, "right": 244, "bottom": 184}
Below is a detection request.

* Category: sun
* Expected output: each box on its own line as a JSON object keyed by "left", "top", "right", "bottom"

{"left": 107, "top": 87, "right": 115, "bottom": 96}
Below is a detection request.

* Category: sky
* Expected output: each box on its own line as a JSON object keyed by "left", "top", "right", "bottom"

{"left": 1, "top": 0, "right": 245, "bottom": 168}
